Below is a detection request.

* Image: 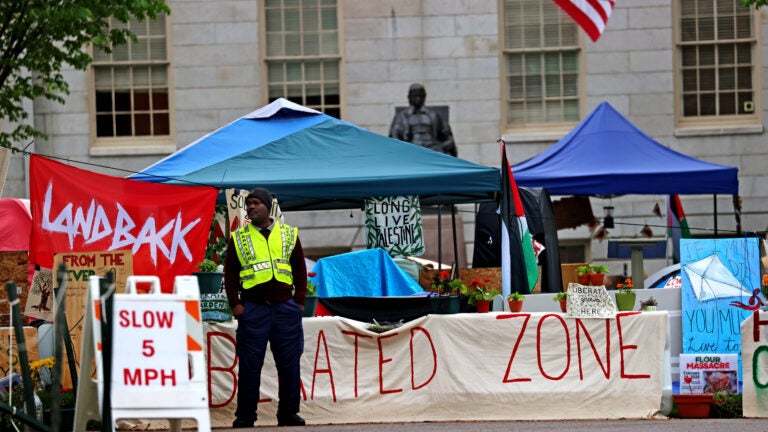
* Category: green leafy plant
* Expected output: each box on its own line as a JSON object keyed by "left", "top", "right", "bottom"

{"left": 591, "top": 264, "right": 610, "bottom": 274}
{"left": 196, "top": 259, "right": 219, "bottom": 273}
{"left": 307, "top": 272, "right": 318, "bottom": 296}
{"left": 711, "top": 392, "right": 742, "bottom": 418}
{"left": 507, "top": 292, "right": 525, "bottom": 301}
{"left": 461, "top": 278, "right": 500, "bottom": 305}
{"left": 431, "top": 270, "right": 466, "bottom": 296}
{"left": 553, "top": 291, "right": 568, "bottom": 301}
{"left": 576, "top": 265, "right": 592, "bottom": 277}
{"left": 640, "top": 296, "right": 658, "bottom": 310}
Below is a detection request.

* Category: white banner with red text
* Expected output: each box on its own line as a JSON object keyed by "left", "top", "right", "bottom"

{"left": 205, "top": 311, "right": 668, "bottom": 426}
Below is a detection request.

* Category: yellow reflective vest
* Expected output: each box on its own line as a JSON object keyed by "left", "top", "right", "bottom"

{"left": 232, "top": 222, "right": 298, "bottom": 289}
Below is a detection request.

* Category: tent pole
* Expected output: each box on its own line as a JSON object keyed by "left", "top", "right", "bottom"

{"left": 437, "top": 206, "right": 442, "bottom": 270}
{"left": 451, "top": 204, "right": 459, "bottom": 278}
{"left": 713, "top": 194, "right": 718, "bottom": 236}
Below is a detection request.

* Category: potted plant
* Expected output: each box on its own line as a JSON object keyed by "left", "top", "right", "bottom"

{"left": 673, "top": 375, "right": 715, "bottom": 418}
{"left": 553, "top": 291, "right": 568, "bottom": 313}
{"left": 194, "top": 258, "right": 224, "bottom": 294}
{"left": 461, "top": 277, "right": 500, "bottom": 313}
{"left": 589, "top": 264, "right": 610, "bottom": 286}
{"left": 614, "top": 277, "right": 636, "bottom": 311}
{"left": 640, "top": 296, "right": 658, "bottom": 312}
{"left": 507, "top": 292, "right": 525, "bottom": 312}
{"left": 576, "top": 265, "right": 591, "bottom": 285}
{"left": 304, "top": 272, "right": 319, "bottom": 317}
{"left": 429, "top": 270, "right": 464, "bottom": 314}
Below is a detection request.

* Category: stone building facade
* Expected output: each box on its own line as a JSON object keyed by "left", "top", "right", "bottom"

{"left": 3, "top": 0, "right": 767, "bottom": 278}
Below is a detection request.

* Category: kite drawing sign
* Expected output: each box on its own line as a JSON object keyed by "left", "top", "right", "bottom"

{"left": 680, "top": 238, "right": 760, "bottom": 359}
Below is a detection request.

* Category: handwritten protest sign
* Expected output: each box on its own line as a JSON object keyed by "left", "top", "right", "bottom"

{"left": 365, "top": 196, "right": 424, "bottom": 258}
{"left": 566, "top": 283, "right": 616, "bottom": 318}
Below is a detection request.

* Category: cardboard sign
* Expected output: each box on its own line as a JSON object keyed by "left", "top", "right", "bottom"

{"left": 365, "top": 196, "right": 424, "bottom": 258}
{"left": 0, "top": 251, "right": 29, "bottom": 327}
{"left": 678, "top": 353, "right": 738, "bottom": 394}
{"left": 566, "top": 283, "right": 616, "bottom": 318}
{"left": 0, "top": 327, "right": 39, "bottom": 378}
{"left": 46, "top": 251, "right": 133, "bottom": 387}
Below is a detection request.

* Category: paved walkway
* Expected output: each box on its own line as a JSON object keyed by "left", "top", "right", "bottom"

{"left": 213, "top": 418, "right": 765, "bottom": 432}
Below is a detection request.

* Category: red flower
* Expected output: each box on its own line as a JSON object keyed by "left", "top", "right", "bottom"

{"left": 308, "top": 272, "right": 317, "bottom": 277}
{"left": 440, "top": 270, "right": 450, "bottom": 280}
{"left": 684, "top": 376, "right": 692, "bottom": 384}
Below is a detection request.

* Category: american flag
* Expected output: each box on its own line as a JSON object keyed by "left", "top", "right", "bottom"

{"left": 553, "top": 0, "right": 615, "bottom": 42}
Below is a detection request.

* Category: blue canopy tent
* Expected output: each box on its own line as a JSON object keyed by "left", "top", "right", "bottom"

{"left": 511, "top": 101, "right": 739, "bottom": 196}
{"left": 131, "top": 98, "right": 500, "bottom": 211}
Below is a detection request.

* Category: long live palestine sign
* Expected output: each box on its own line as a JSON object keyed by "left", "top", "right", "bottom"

{"left": 364, "top": 196, "right": 424, "bottom": 258}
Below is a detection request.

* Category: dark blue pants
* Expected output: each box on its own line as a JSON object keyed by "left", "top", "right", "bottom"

{"left": 235, "top": 299, "right": 304, "bottom": 422}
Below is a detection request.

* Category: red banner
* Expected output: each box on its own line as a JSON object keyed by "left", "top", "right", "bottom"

{"left": 29, "top": 155, "right": 218, "bottom": 293}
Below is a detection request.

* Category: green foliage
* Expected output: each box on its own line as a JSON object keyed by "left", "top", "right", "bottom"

{"left": 711, "top": 392, "right": 742, "bottom": 418}
{"left": 576, "top": 265, "right": 591, "bottom": 276}
{"left": 591, "top": 264, "right": 610, "bottom": 274}
{"left": 460, "top": 278, "right": 500, "bottom": 305}
{"left": 553, "top": 291, "right": 567, "bottom": 301}
{"left": 196, "top": 259, "right": 218, "bottom": 272}
{"left": 204, "top": 204, "right": 228, "bottom": 262}
{"left": 640, "top": 296, "right": 658, "bottom": 308}
{"left": 507, "top": 292, "right": 525, "bottom": 301}
{"left": 741, "top": 0, "right": 768, "bottom": 8}
{"left": 0, "top": 0, "right": 170, "bottom": 149}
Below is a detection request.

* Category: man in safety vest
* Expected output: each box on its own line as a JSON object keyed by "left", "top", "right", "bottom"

{"left": 224, "top": 187, "right": 308, "bottom": 427}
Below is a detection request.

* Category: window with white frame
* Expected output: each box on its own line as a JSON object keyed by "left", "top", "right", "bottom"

{"left": 263, "top": 0, "right": 341, "bottom": 118}
{"left": 501, "top": 0, "right": 581, "bottom": 131}
{"left": 91, "top": 14, "right": 173, "bottom": 151}
{"left": 677, "top": 0, "right": 758, "bottom": 125}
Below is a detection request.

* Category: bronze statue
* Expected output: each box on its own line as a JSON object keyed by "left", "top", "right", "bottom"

{"left": 389, "top": 83, "right": 457, "bottom": 156}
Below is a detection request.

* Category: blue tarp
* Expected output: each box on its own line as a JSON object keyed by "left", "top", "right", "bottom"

{"left": 511, "top": 101, "right": 739, "bottom": 196}
{"left": 131, "top": 98, "right": 500, "bottom": 211}
{"left": 312, "top": 249, "right": 425, "bottom": 297}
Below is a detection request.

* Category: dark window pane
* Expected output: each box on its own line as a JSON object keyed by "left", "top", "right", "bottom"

{"left": 134, "top": 113, "right": 151, "bottom": 135}
{"left": 114, "top": 92, "right": 132, "bottom": 111}
{"left": 134, "top": 92, "right": 150, "bottom": 111}
{"left": 152, "top": 91, "right": 169, "bottom": 110}
{"left": 96, "top": 114, "right": 114, "bottom": 137}
{"left": 153, "top": 113, "right": 170, "bottom": 134}
{"left": 700, "top": 94, "right": 716, "bottom": 115}
{"left": 718, "top": 92, "right": 735, "bottom": 114}
{"left": 115, "top": 114, "right": 132, "bottom": 136}
{"left": 95, "top": 91, "right": 113, "bottom": 112}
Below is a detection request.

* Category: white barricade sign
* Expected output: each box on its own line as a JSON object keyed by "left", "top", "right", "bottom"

{"left": 74, "top": 275, "right": 210, "bottom": 431}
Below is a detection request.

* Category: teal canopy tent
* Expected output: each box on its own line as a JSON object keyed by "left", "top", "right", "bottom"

{"left": 131, "top": 99, "right": 500, "bottom": 211}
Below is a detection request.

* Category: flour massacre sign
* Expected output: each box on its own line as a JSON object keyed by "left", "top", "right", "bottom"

{"left": 29, "top": 155, "right": 218, "bottom": 293}
{"left": 365, "top": 196, "right": 423, "bottom": 258}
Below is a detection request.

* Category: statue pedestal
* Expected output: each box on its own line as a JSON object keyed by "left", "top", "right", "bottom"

{"left": 419, "top": 213, "right": 466, "bottom": 269}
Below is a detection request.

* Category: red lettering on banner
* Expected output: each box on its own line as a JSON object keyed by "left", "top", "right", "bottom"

{"left": 311, "top": 330, "right": 337, "bottom": 401}
{"left": 616, "top": 312, "right": 650, "bottom": 379}
{"left": 207, "top": 331, "right": 238, "bottom": 408}
{"left": 342, "top": 330, "right": 373, "bottom": 398}
{"left": 378, "top": 333, "right": 403, "bottom": 394}
{"left": 117, "top": 309, "right": 175, "bottom": 328}
{"left": 122, "top": 368, "right": 176, "bottom": 386}
{"left": 575, "top": 319, "right": 610, "bottom": 380}
{"left": 498, "top": 313, "right": 532, "bottom": 383}
{"left": 409, "top": 327, "right": 436, "bottom": 390}
{"left": 753, "top": 310, "right": 768, "bottom": 342}
{"left": 537, "top": 314, "right": 570, "bottom": 380}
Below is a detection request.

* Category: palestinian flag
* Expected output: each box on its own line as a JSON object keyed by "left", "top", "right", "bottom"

{"left": 667, "top": 194, "right": 691, "bottom": 263}
{"left": 500, "top": 141, "right": 538, "bottom": 295}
